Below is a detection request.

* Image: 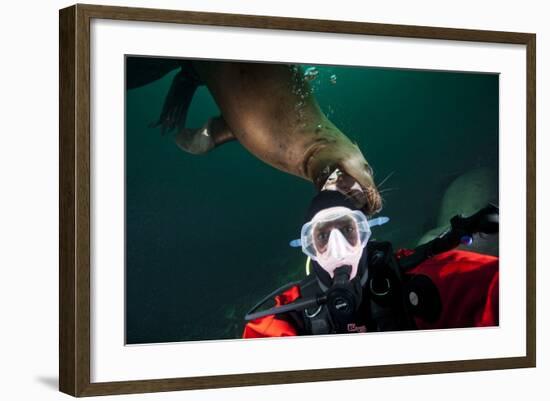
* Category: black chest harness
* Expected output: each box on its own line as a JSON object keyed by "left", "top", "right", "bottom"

{"left": 297, "top": 241, "right": 443, "bottom": 334}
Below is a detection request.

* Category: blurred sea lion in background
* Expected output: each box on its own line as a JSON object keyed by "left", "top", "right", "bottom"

{"left": 417, "top": 167, "right": 499, "bottom": 256}
{"left": 127, "top": 58, "right": 382, "bottom": 215}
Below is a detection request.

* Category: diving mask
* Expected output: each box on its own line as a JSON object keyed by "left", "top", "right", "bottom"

{"left": 301, "top": 207, "right": 371, "bottom": 279}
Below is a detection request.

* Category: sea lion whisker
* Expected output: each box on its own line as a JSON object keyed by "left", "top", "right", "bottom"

{"left": 379, "top": 187, "right": 398, "bottom": 194}
{"left": 376, "top": 171, "right": 395, "bottom": 189}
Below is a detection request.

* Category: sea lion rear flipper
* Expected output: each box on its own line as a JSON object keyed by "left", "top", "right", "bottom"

{"left": 151, "top": 62, "right": 203, "bottom": 135}
{"left": 175, "top": 116, "right": 236, "bottom": 155}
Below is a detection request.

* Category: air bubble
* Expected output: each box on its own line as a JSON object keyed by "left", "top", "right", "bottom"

{"left": 303, "top": 66, "right": 319, "bottom": 82}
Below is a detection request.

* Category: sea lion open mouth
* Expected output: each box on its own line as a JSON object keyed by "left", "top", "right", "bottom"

{"left": 321, "top": 168, "right": 383, "bottom": 217}
{"left": 127, "top": 58, "right": 383, "bottom": 216}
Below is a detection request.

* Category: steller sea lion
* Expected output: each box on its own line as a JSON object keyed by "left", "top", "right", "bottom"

{"left": 127, "top": 58, "right": 382, "bottom": 215}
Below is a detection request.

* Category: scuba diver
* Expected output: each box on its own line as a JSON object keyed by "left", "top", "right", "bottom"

{"left": 243, "top": 190, "right": 499, "bottom": 337}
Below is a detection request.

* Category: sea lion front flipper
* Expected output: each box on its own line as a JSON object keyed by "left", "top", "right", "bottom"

{"left": 175, "top": 116, "right": 236, "bottom": 155}
{"left": 151, "top": 62, "right": 203, "bottom": 135}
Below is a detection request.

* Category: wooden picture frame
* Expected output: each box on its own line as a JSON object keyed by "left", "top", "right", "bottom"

{"left": 59, "top": 3, "right": 536, "bottom": 397}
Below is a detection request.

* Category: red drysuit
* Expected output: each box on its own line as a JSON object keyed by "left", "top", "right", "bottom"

{"left": 243, "top": 249, "right": 499, "bottom": 338}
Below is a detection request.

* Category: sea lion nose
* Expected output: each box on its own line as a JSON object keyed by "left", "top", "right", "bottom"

{"left": 337, "top": 159, "right": 382, "bottom": 216}
{"left": 341, "top": 173, "right": 383, "bottom": 216}
{"left": 362, "top": 185, "right": 383, "bottom": 216}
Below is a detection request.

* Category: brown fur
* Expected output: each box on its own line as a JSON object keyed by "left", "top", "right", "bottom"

{"left": 192, "top": 61, "right": 382, "bottom": 215}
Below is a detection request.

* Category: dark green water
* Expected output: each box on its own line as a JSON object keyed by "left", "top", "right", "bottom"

{"left": 125, "top": 58, "right": 498, "bottom": 344}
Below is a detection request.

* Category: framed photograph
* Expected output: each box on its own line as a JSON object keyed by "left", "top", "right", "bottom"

{"left": 59, "top": 4, "right": 536, "bottom": 397}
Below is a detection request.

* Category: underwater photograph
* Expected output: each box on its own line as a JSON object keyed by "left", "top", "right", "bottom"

{"left": 125, "top": 57, "right": 499, "bottom": 344}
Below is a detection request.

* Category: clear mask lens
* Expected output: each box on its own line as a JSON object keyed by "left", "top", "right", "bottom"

{"left": 301, "top": 207, "right": 371, "bottom": 260}
{"left": 313, "top": 215, "right": 359, "bottom": 254}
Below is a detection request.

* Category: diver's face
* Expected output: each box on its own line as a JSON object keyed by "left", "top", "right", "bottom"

{"left": 301, "top": 206, "right": 370, "bottom": 279}
{"left": 313, "top": 215, "right": 359, "bottom": 255}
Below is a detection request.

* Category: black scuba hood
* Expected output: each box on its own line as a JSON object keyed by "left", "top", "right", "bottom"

{"left": 304, "top": 190, "right": 370, "bottom": 289}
